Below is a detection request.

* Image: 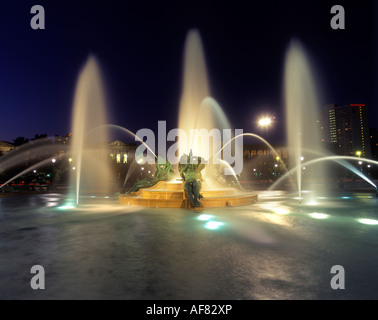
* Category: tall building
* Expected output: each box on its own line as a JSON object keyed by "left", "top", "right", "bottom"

{"left": 324, "top": 103, "right": 371, "bottom": 158}
{"left": 370, "top": 128, "right": 378, "bottom": 160}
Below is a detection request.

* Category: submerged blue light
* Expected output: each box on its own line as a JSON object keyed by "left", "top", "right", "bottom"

{"left": 204, "top": 221, "right": 224, "bottom": 230}
{"left": 57, "top": 204, "right": 75, "bottom": 210}
{"left": 197, "top": 214, "right": 213, "bottom": 221}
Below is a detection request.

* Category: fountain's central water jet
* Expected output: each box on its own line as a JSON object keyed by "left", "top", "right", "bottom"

{"left": 70, "top": 55, "right": 113, "bottom": 205}
{"left": 178, "top": 29, "right": 231, "bottom": 160}
{"left": 284, "top": 40, "right": 327, "bottom": 198}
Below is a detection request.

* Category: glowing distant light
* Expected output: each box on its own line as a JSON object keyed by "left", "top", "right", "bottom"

{"left": 137, "top": 159, "right": 144, "bottom": 164}
{"left": 258, "top": 117, "right": 272, "bottom": 127}
{"left": 197, "top": 214, "right": 213, "bottom": 221}
{"left": 33, "top": 170, "right": 37, "bottom": 173}
{"left": 51, "top": 158, "right": 56, "bottom": 163}
{"left": 300, "top": 156, "right": 304, "bottom": 161}
{"left": 91, "top": 196, "right": 96, "bottom": 198}
{"left": 204, "top": 221, "right": 224, "bottom": 230}
{"left": 274, "top": 207, "right": 289, "bottom": 215}
{"left": 58, "top": 204, "right": 75, "bottom": 210}
{"left": 341, "top": 196, "right": 351, "bottom": 199}
{"left": 308, "top": 212, "right": 329, "bottom": 219}
{"left": 358, "top": 161, "right": 362, "bottom": 165}
{"left": 306, "top": 200, "right": 319, "bottom": 206}
{"left": 72, "top": 167, "right": 76, "bottom": 170}
{"left": 104, "top": 196, "right": 109, "bottom": 199}
{"left": 68, "top": 158, "right": 73, "bottom": 162}
{"left": 357, "top": 218, "right": 378, "bottom": 225}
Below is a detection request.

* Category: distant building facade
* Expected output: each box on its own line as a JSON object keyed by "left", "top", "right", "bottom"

{"left": 324, "top": 103, "right": 371, "bottom": 158}
{"left": 242, "top": 143, "right": 288, "bottom": 180}
{"left": 54, "top": 133, "right": 71, "bottom": 145}
{"left": 108, "top": 140, "right": 136, "bottom": 164}
{"left": 243, "top": 144, "right": 288, "bottom": 160}
{"left": 0, "top": 141, "right": 14, "bottom": 156}
{"left": 370, "top": 128, "right": 378, "bottom": 161}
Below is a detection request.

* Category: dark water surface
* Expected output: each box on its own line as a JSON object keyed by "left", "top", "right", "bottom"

{"left": 1, "top": 192, "right": 377, "bottom": 299}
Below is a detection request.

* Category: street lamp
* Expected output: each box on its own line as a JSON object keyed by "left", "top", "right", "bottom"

{"left": 356, "top": 151, "right": 361, "bottom": 158}
{"left": 358, "top": 161, "right": 363, "bottom": 172}
{"left": 257, "top": 116, "right": 273, "bottom": 138}
{"left": 258, "top": 117, "right": 272, "bottom": 127}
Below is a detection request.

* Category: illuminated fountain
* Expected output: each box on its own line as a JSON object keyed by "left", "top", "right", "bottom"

{"left": 3, "top": 30, "right": 378, "bottom": 302}
{"left": 119, "top": 29, "right": 257, "bottom": 209}
{"left": 0, "top": 33, "right": 376, "bottom": 210}
{"left": 0, "top": 56, "right": 114, "bottom": 204}
{"left": 274, "top": 39, "right": 377, "bottom": 202}
{"left": 69, "top": 55, "right": 113, "bottom": 205}
{"left": 284, "top": 39, "right": 327, "bottom": 201}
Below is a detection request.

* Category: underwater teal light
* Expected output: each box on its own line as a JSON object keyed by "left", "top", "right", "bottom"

{"left": 57, "top": 204, "right": 75, "bottom": 210}
{"left": 357, "top": 218, "right": 378, "bottom": 225}
{"left": 197, "top": 214, "right": 213, "bottom": 221}
{"left": 308, "top": 212, "right": 329, "bottom": 219}
{"left": 273, "top": 207, "right": 289, "bottom": 215}
{"left": 204, "top": 221, "right": 224, "bottom": 230}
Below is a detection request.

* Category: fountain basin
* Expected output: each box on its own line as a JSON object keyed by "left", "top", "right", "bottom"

{"left": 119, "top": 181, "right": 257, "bottom": 209}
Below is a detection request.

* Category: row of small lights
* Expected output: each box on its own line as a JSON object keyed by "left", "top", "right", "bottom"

{"left": 196, "top": 206, "right": 378, "bottom": 230}
{"left": 272, "top": 205, "right": 378, "bottom": 225}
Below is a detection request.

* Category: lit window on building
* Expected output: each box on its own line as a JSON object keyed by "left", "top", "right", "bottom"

{"left": 110, "top": 153, "right": 114, "bottom": 159}
{"left": 116, "top": 154, "right": 121, "bottom": 163}
{"left": 123, "top": 153, "right": 128, "bottom": 163}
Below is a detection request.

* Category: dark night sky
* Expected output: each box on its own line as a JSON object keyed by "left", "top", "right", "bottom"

{"left": 0, "top": 0, "right": 376, "bottom": 144}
